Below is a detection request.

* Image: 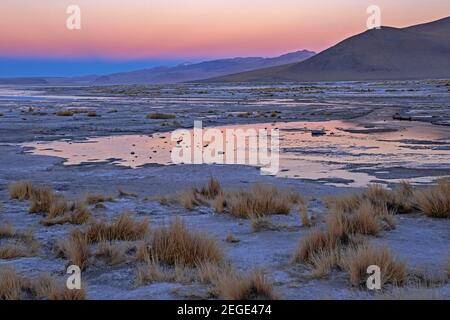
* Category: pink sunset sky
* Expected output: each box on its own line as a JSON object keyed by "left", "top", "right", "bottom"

{"left": 1, "top": 0, "right": 450, "bottom": 59}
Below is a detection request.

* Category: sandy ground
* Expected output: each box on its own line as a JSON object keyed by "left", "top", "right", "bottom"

{"left": 0, "top": 81, "right": 449, "bottom": 299}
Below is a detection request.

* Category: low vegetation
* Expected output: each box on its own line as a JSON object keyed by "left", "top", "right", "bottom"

{"left": 0, "top": 268, "right": 85, "bottom": 300}
{"left": 0, "top": 224, "right": 39, "bottom": 259}
{"left": 136, "top": 218, "right": 223, "bottom": 267}
{"left": 414, "top": 179, "right": 450, "bottom": 218}
{"left": 146, "top": 113, "right": 176, "bottom": 120}
{"left": 84, "top": 212, "right": 149, "bottom": 243}
{"left": 158, "top": 178, "right": 306, "bottom": 221}
{"left": 8, "top": 181, "right": 92, "bottom": 226}
{"left": 341, "top": 245, "right": 407, "bottom": 287}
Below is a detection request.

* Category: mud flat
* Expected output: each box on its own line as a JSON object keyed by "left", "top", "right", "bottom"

{"left": 0, "top": 81, "right": 449, "bottom": 300}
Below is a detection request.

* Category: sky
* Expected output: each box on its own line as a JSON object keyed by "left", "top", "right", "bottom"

{"left": 1, "top": 0, "right": 449, "bottom": 76}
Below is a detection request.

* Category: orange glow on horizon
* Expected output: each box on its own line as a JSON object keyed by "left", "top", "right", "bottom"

{"left": 1, "top": 0, "right": 449, "bottom": 59}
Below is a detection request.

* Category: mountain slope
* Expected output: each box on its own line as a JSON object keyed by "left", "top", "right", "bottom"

{"left": 208, "top": 16, "right": 450, "bottom": 82}
{"left": 93, "top": 50, "right": 315, "bottom": 84}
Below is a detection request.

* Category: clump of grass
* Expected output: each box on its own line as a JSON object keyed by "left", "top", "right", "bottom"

{"left": 84, "top": 192, "right": 114, "bottom": 205}
{"left": 341, "top": 245, "right": 407, "bottom": 287}
{"left": 0, "top": 226, "right": 39, "bottom": 259}
{"left": 300, "top": 203, "right": 311, "bottom": 227}
{"left": 0, "top": 243, "right": 33, "bottom": 259}
{"left": 95, "top": 242, "right": 127, "bottom": 265}
{"left": 0, "top": 268, "right": 29, "bottom": 300}
{"left": 40, "top": 201, "right": 91, "bottom": 226}
{"left": 146, "top": 113, "right": 176, "bottom": 119}
{"left": 198, "top": 177, "right": 222, "bottom": 200}
{"left": 215, "top": 269, "right": 278, "bottom": 300}
{"left": 55, "top": 230, "right": 90, "bottom": 270}
{"left": 0, "top": 269, "right": 85, "bottom": 300}
{"left": 158, "top": 178, "right": 305, "bottom": 218}
{"left": 8, "top": 181, "right": 35, "bottom": 200}
{"left": 250, "top": 215, "right": 278, "bottom": 232}
{"left": 414, "top": 179, "right": 450, "bottom": 218}
{"left": 32, "top": 274, "right": 85, "bottom": 300}
{"left": 293, "top": 227, "right": 351, "bottom": 264}
{"left": 325, "top": 200, "right": 391, "bottom": 236}
{"left": 29, "top": 186, "right": 55, "bottom": 214}
{"left": 226, "top": 184, "right": 301, "bottom": 219}
{"left": 55, "top": 110, "right": 74, "bottom": 117}
{"left": 84, "top": 212, "right": 149, "bottom": 243}
{"left": 138, "top": 218, "right": 223, "bottom": 267}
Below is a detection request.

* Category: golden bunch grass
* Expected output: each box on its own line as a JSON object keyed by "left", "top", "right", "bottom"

{"left": 28, "top": 187, "right": 54, "bottom": 214}
{"left": 198, "top": 177, "right": 223, "bottom": 200}
{"left": 84, "top": 212, "right": 149, "bottom": 243}
{"left": 135, "top": 259, "right": 199, "bottom": 286}
{"left": 215, "top": 269, "right": 278, "bottom": 300}
{"left": 8, "top": 181, "right": 35, "bottom": 200}
{"left": 414, "top": 179, "right": 450, "bottom": 218}
{"left": 31, "top": 274, "right": 85, "bottom": 300}
{"left": 158, "top": 178, "right": 305, "bottom": 219}
{"left": 95, "top": 242, "right": 127, "bottom": 265}
{"left": 341, "top": 245, "right": 407, "bottom": 287}
{"left": 227, "top": 184, "right": 299, "bottom": 218}
{"left": 0, "top": 267, "right": 29, "bottom": 300}
{"left": 0, "top": 268, "right": 85, "bottom": 300}
{"left": 293, "top": 227, "right": 350, "bottom": 264}
{"left": 138, "top": 218, "right": 223, "bottom": 267}
{"left": 55, "top": 230, "right": 90, "bottom": 270}
{"left": 40, "top": 201, "right": 91, "bottom": 226}
{"left": 300, "top": 203, "right": 311, "bottom": 227}
{"left": 0, "top": 226, "right": 39, "bottom": 259}
{"left": 250, "top": 215, "right": 278, "bottom": 232}
{"left": 84, "top": 192, "right": 114, "bottom": 205}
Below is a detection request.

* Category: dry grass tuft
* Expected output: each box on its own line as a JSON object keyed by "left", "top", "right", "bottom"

{"left": 341, "top": 245, "right": 407, "bottom": 287}
{"left": 84, "top": 192, "right": 114, "bottom": 205}
{"left": 227, "top": 184, "right": 299, "bottom": 218}
{"left": 28, "top": 186, "right": 55, "bottom": 214}
{"left": 139, "top": 218, "right": 223, "bottom": 267}
{"left": 414, "top": 179, "right": 450, "bottom": 218}
{"left": 293, "top": 227, "right": 350, "bottom": 264}
{"left": 250, "top": 215, "right": 278, "bottom": 232}
{"left": 158, "top": 179, "right": 304, "bottom": 219}
{"left": 0, "top": 269, "right": 85, "bottom": 300}
{"left": 300, "top": 203, "right": 311, "bottom": 227}
{"left": 55, "top": 230, "right": 90, "bottom": 270}
{"left": 0, "top": 226, "right": 39, "bottom": 259}
{"left": 84, "top": 212, "right": 149, "bottom": 243}
{"left": 8, "top": 181, "right": 35, "bottom": 200}
{"left": 0, "top": 268, "right": 28, "bottom": 300}
{"left": 215, "top": 269, "right": 278, "bottom": 300}
{"left": 32, "top": 274, "right": 85, "bottom": 300}
{"left": 95, "top": 242, "right": 127, "bottom": 265}
{"left": 198, "top": 177, "right": 223, "bottom": 200}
